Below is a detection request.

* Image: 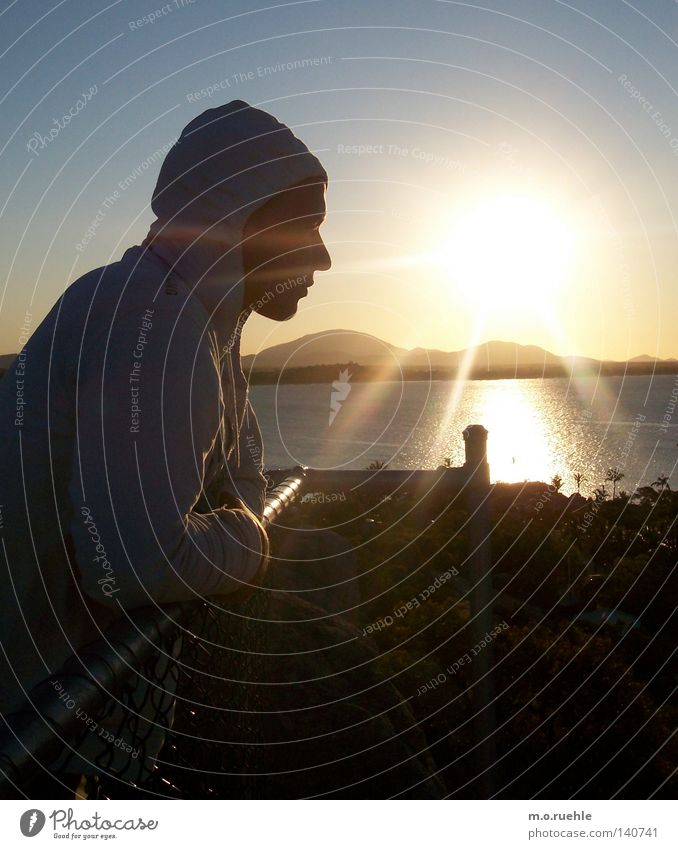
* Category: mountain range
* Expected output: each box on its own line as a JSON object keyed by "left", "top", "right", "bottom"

{"left": 241, "top": 330, "right": 677, "bottom": 372}
{"left": 1, "top": 332, "right": 676, "bottom": 378}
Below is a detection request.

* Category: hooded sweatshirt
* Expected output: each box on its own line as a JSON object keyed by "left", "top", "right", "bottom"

{"left": 0, "top": 100, "right": 328, "bottom": 718}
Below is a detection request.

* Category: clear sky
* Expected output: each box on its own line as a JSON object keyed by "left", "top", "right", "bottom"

{"left": 1, "top": 0, "right": 677, "bottom": 361}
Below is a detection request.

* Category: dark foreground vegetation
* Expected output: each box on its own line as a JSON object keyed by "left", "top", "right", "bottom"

{"left": 277, "top": 479, "right": 677, "bottom": 798}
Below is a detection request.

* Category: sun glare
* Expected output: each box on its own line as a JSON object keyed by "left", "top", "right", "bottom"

{"left": 441, "top": 195, "right": 576, "bottom": 313}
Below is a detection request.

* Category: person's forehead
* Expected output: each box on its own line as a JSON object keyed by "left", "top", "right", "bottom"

{"left": 285, "top": 180, "right": 325, "bottom": 209}
{"left": 260, "top": 181, "right": 326, "bottom": 221}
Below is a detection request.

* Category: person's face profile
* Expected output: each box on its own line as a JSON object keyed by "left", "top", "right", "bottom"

{"left": 241, "top": 179, "right": 331, "bottom": 321}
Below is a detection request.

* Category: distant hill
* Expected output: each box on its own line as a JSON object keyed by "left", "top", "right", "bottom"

{"left": 629, "top": 353, "right": 678, "bottom": 363}
{"left": 241, "top": 331, "right": 575, "bottom": 371}
{"left": 242, "top": 330, "right": 407, "bottom": 369}
{"left": 241, "top": 330, "right": 674, "bottom": 374}
{"left": 2, "top": 335, "right": 677, "bottom": 385}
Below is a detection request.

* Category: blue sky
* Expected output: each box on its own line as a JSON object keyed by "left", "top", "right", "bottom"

{"left": 1, "top": 0, "right": 678, "bottom": 359}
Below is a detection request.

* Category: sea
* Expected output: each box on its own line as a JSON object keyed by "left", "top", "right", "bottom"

{"left": 250, "top": 373, "right": 678, "bottom": 497}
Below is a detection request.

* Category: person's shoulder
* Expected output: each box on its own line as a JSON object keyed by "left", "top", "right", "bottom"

{"left": 64, "top": 245, "right": 208, "bottom": 336}
{"left": 64, "top": 246, "right": 170, "bottom": 309}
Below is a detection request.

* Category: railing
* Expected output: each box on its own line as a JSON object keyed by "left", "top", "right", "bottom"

{"left": 0, "top": 473, "right": 305, "bottom": 799}
{"left": 0, "top": 425, "right": 495, "bottom": 799}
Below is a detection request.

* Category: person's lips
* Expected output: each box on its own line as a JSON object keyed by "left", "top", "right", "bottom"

{"left": 291, "top": 273, "right": 314, "bottom": 297}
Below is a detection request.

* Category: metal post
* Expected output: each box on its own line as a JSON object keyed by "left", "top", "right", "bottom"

{"left": 463, "top": 425, "right": 497, "bottom": 797}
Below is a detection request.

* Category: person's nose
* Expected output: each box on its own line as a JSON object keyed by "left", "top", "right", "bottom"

{"left": 314, "top": 236, "right": 332, "bottom": 271}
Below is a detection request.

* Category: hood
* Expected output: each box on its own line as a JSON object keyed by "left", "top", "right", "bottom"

{"left": 141, "top": 99, "right": 328, "bottom": 353}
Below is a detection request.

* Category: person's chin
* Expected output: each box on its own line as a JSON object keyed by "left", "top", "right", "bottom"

{"left": 258, "top": 298, "right": 301, "bottom": 321}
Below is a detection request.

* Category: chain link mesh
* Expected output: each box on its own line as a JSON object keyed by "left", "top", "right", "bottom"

{"left": 0, "top": 477, "right": 301, "bottom": 800}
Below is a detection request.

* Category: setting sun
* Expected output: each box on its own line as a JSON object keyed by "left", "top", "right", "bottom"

{"left": 441, "top": 195, "right": 576, "bottom": 313}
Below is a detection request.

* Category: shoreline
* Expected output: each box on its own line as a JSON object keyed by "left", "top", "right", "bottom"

{"left": 2, "top": 361, "right": 676, "bottom": 386}
{"left": 245, "top": 362, "right": 678, "bottom": 385}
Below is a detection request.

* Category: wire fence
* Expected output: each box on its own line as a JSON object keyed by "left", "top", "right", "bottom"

{"left": 0, "top": 434, "right": 492, "bottom": 799}
{"left": 0, "top": 473, "right": 303, "bottom": 799}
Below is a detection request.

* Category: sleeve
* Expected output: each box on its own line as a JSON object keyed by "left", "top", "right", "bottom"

{"left": 67, "top": 306, "right": 267, "bottom": 611}
{"left": 218, "top": 398, "right": 268, "bottom": 518}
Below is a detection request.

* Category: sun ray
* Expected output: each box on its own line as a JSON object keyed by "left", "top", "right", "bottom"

{"left": 340, "top": 250, "right": 438, "bottom": 274}
{"left": 434, "top": 313, "right": 488, "bottom": 458}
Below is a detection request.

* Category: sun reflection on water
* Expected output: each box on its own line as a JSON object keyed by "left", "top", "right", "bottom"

{"left": 430, "top": 378, "right": 565, "bottom": 483}
{"left": 471, "top": 381, "right": 559, "bottom": 483}
{"left": 255, "top": 375, "right": 678, "bottom": 495}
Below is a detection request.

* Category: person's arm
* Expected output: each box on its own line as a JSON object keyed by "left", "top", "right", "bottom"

{"left": 67, "top": 307, "right": 267, "bottom": 611}
{"left": 218, "top": 398, "right": 268, "bottom": 518}
{"left": 215, "top": 398, "right": 271, "bottom": 602}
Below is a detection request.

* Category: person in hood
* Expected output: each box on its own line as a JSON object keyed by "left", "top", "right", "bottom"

{"left": 0, "top": 100, "right": 331, "bottom": 795}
